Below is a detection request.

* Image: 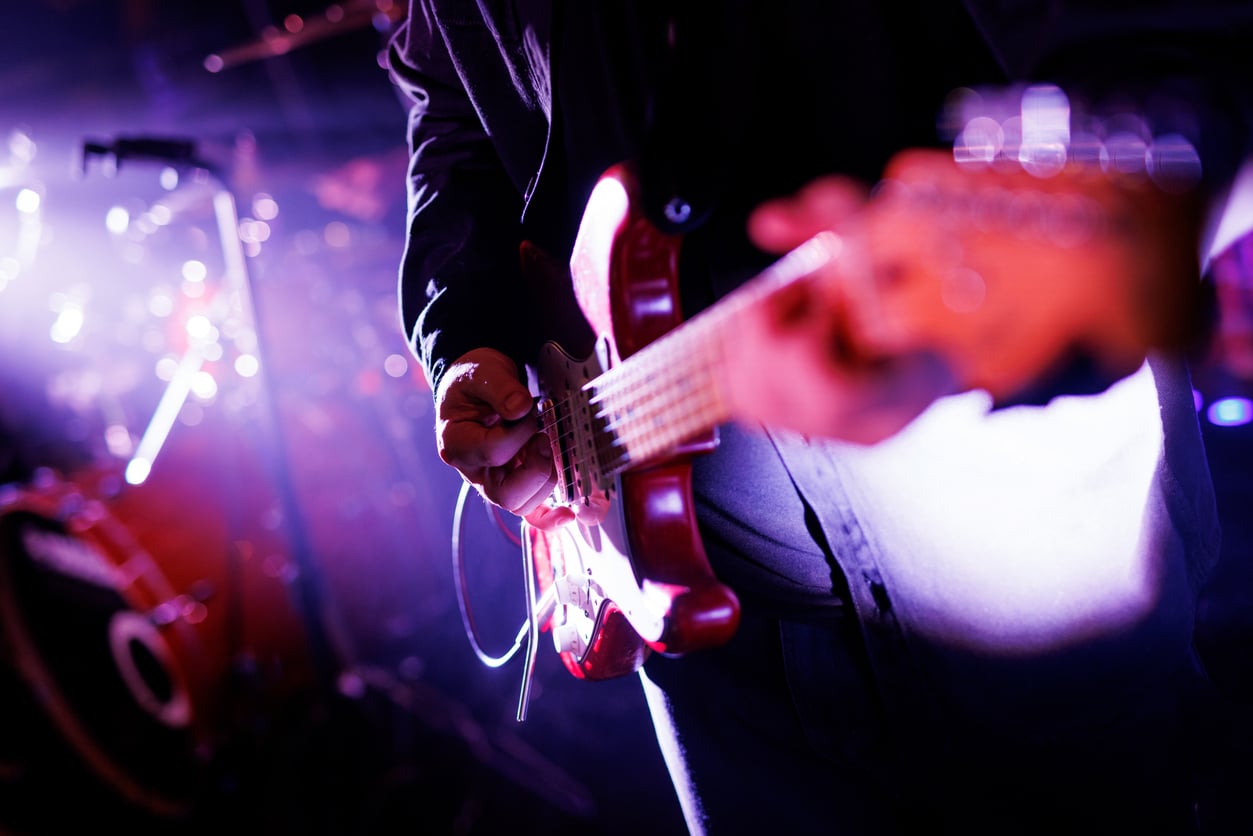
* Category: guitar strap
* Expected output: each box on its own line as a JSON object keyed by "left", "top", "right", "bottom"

{"left": 766, "top": 428, "right": 929, "bottom": 733}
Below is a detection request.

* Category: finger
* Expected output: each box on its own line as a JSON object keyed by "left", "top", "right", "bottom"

{"left": 446, "top": 372, "right": 533, "bottom": 425}
{"left": 881, "top": 147, "right": 956, "bottom": 185}
{"left": 438, "top": 348, "right": 535, "bottom": 423}
{"left": 482, "top": 433, "right": 557, "bottom": 514}
{"left": 491, "top": 384, "right": 535, "bottom": 423}
{"left": 748, "top": 176, "right": 867, "bottom": 252}
{"left": 571, "top": 491, "right": 611, "bottom": 526}
{"left": 511, "top": 454, "right": 561, "bottom": 517}
{"left": 439, "top": 411, "right": 538, "bottom": 471}
{"left": 524, "top": 503, "right": 575, "bottom": 531}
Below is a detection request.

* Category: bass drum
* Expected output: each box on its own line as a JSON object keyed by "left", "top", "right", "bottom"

{"left": 0, "top": 442, "right": 320, "bottom": 821}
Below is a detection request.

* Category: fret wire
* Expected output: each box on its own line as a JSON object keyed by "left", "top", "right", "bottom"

{"left": 595, "top": 336, "right": 728, "bottom": 460}
{"left": 543, "top": 232, "right": 840, "bottom": 488}
{"left": 611, "top": 385, "right": 723, "bottom": 460}
{"left": 613, "top": 233, "right": 835, "bottom": 449}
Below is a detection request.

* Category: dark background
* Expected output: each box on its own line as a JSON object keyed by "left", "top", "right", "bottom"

{"left": 0, "top": 2, "right": 1249, "bottom": 834}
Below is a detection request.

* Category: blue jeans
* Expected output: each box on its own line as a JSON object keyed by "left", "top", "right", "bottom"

{"left": 646, "top": 361, "right": 1217, "bottom": 835}
{"left": 642, "top": 602, "right": 1206, "bottom": 835}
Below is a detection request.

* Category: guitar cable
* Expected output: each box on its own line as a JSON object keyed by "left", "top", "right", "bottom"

{"left": 451, "top": 480, "right": 557, "bottom": 720}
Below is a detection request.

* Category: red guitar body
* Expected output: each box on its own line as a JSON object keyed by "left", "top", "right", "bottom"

{"left": 528, "top": 163, "right": 741, "bottom": 680}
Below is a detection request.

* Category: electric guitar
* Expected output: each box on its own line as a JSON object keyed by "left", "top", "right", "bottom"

{"left": 520, "top": 158, "right": 1204, "bottom": 682}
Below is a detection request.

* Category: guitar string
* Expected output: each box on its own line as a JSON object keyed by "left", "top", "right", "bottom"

{"left": 586, "top": 248, "right": 791, "bottom": 451}
{"left": 535, "top": 341, "right": 730, "bottom": 499}
{"left": 543, "top": 268, "right": 802, "bottom": 448}
{"left": 541, "top": 184, "right": 1114, "bottom": 480}
{"left": 535, "top": 233, "right": 840, "bottom": 498}
{"left": 538, "top": 345, "right": 722, "bottom": 473}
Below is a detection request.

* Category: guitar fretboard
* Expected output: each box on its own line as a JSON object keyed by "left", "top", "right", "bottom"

{"left": 587, "top": 232, "right": 842, "bottom": 477}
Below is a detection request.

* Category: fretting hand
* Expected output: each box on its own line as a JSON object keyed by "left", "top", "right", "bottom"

{"left": 723, "top": 148, "right": 1205, "bottom": 443}
{"left": 723, "top": 169, "right": 961, "bottom": 445}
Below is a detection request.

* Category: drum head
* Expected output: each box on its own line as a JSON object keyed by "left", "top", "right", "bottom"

{"left": 0, "top": 500, "right": 207, "bottom": 817}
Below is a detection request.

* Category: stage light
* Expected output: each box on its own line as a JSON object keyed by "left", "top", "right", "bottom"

{"left": 15, "top": 188, "right": 40, "bottom": 214}
{"left": 125, "top": 456, "right": 152, "bottom": 485}
{"left": 235, "top": 353, "right": 260, "bottom": 377}
{"left": 252, "top": 194, "right": 279, "bottom": 220}
{"left": 106, "top": 206, "right": 130, "bottom": 233}
{"left": 191, "top": 370, "right": 218, "bottom": 401}
{"left": 50, "top": 306, "right": 84, "bottom": 344}
{"left": 105, "top": 424, "right": 133, "bottom": 456}
{"left": 383, "top": 353, "right": 408, "bottom": 377}
{"left": 181, "top": 259, "right": 207, "bottom": 282}
{"left": 127, "top": 351, "right": 203, "bottom": 485}
{"left": 1207, "top": 397, "right": 1253, "bottom": 427}
{"left": 186, "top": 314, "right": 213, "bottom": 341}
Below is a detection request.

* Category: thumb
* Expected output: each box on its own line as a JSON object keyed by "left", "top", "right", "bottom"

{"left": 492, "top": 381, "right": 535, "bottom": 422}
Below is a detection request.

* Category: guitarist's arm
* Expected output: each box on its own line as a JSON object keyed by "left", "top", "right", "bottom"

{"left": 387, "top": 0, "right": 550, "bottom": 397}
{"left": 387, "top": 4, "right": 559, "bottom": 519}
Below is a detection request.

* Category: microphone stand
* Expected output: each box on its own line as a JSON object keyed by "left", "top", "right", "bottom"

{"left": 80, "top": 134, "right": 346, "bottom": 693}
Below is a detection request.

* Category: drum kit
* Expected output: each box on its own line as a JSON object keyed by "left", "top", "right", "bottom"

{"left": 0, "top": 453, "right": 319, "bottom": 820}
{"left": 0, "top": 4, "right": 658, "bottom": 831}
{"left": 0, "top": 118, "right": 332, "bottom": 825}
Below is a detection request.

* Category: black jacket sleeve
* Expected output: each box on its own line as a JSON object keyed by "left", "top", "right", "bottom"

{"left": 386, "top": 1, "right": 545, "bottom": 393}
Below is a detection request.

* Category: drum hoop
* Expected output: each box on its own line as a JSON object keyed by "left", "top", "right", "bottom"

{"left": 108, "top": 609, "right": 193, "bottom": 729}
{"left": 0, "top": 493, "right": 197, "bottom": 817}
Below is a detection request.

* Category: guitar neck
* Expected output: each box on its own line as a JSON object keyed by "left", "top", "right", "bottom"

{"left": 589, "top": 233, "right": 841, "bottom": 474}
